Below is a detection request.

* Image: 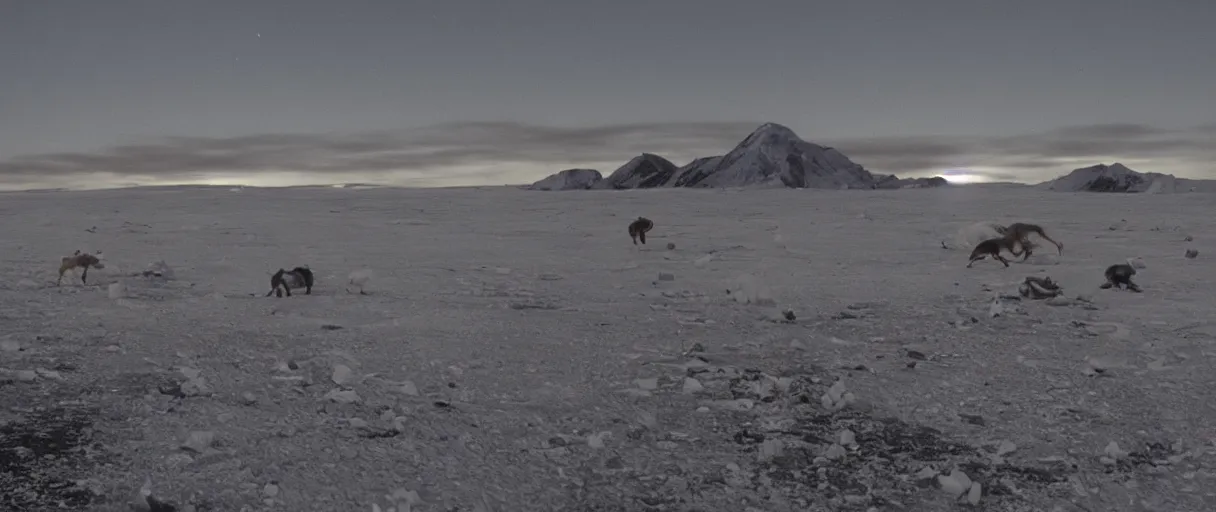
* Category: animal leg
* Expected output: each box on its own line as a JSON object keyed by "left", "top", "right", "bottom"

{"left": 996, "top": 254, "right": 1010, "bottom": 267}
{"left": 639, "top": 231, "right": 647, "bottom": 244}
{"left": 1099, "top": 282, "right": 1114, "bottom": 289}
{"left": 1041, "top": 235, "right": 1064, "bottom": 255}
{"left": 305, "top": 285, "right": 312, "bottom": 295}
{"left": 967, "top": 254, "right": 985, "bottom": 268}
{"left": 57, "top": 268, "right": 66, "bottom": 286}
{"left": 81, "top": 266, "right": 89, "bottom": 285}
{"left": 631, "top": 234, "right": 638, "bottom": 245}
{"left": 1126, "top": 280, "right": 1142, "bottom": 293}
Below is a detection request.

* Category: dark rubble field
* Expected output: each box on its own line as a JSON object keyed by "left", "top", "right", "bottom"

{"left": 2, "top": 185, "right": 1215, "bottom": 511}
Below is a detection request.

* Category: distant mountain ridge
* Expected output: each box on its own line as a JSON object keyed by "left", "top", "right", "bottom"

{"left": 529, "top": 123, "right": 947, "bottom": 191}
{"left": 1038, "top": 163, "right": 1216, "bottom": 193}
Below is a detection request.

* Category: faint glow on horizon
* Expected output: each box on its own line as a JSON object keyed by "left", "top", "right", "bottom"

{"left": 1, "top": 158, "right": 1207, "bottom": 192}
{"left": 940, "top": 173, "right": 988, "bottom": 184}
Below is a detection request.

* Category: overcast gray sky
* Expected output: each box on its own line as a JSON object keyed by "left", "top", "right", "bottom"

{"left": 1, "top": 0, "right": 1213, "bottom": 190}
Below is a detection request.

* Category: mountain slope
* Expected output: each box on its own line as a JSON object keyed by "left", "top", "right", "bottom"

{"left": 529, "top": 168, "right": 603, "bottom": 191}
{"left": 591, "top": 153, "right": 679, "bottom": 190}
{"left": 529, "top": 122, "right": 949, "bottom": 191}
{"left": 670, "top": 123, "right": 879, "bottom": 189}
{"left": 1038, "top": 163, "right": 1216, "bottom": 193}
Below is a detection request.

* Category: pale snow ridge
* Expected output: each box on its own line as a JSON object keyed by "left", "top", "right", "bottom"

{"left": 1039, "top": 162, "right": 1216, "bottom": 193}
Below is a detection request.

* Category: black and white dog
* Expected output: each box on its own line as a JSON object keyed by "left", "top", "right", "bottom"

{"left": 267, "top": 266, "right": 314, "bottom": 297}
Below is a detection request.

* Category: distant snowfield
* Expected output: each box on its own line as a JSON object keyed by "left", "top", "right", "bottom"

{"left": 1, "top": 184, "right": 1214, "bottom": 511}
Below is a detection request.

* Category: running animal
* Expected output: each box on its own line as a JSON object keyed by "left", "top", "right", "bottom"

{"left": 628, "top": 217, "right": 654, "bottom": 245}
{"left": 967, "top": 237, "right": 1025, "bottom": 268}
{"left": 1099, "top": 263, "right": 1141, "bottom": 292}
{"left": 267, "top": 266, "right": 314, "bottom": 297}
{"left": 995, "top": 222, "right": 1064, "bottom": 261}
{"left": 57, "top": 250, "right": 105, "bottom": 286}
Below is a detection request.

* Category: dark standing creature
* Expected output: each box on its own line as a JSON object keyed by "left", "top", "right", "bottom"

{"left": 267, "top": 266, "right": 314, "bottom": 297}
{"left": 58, "top": 250, "right": 105, "bottom": 286}
{"left": 967, "top": 237, "right": 1025, "bottom": 268}
{"left": 995, "top": 222, "right": 1064, "bottom": 261}
{"left": 1099, "top": 263, "right": 1141, "bottom": 292}
{"left": 628, "top": 217, "right": 654, "bottom": 245}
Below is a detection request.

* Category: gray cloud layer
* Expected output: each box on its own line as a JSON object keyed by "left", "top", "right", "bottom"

{"left": 1, "top": 121, "right": 1212, "bottom": 188}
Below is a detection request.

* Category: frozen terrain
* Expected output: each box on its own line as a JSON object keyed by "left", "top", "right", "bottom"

{"left": 1, "top": 184, "right": 1214, "bottom": 511}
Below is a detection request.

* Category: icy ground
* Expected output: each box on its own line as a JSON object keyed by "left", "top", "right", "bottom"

{"left": 1, "top": 184, "right": 1214, "bottom": 511}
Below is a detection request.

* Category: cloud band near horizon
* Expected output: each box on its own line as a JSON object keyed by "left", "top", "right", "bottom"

{"left": 0, "top": 121, "right": 1212, "bottom": 190}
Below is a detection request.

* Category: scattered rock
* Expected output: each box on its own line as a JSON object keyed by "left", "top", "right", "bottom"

{"left": 331, "top": 364, "right": 353, "bottom": 386}
{"left": 996, "top": 440, "right": 1018, "bottom": 457}
{"left": 634, "top": 378, "right": 659, "bottom": 390}
{"left": 967, "top": 482, "right": 983, "bottom": 505}
{"left": 823, "top": 443, "right": 847, "bottom": 460}
{"left": 1044, "top": 296, "right": 1073, "bottom": 307}
{"left": 757, "top": 439, "right": 784, "bottom": 462}
{"left": 240, "top": 392, "right": 258, "bottom": 406}
{"left": 781, "top": 309, "right": 796, "bottom": 322}
{"left": 34, "top": 367, "right": 62, "bottom": 380}
{"left": 323, "top": 389, "right": 362, "bottom": 404}
{"left": 587, "top": 431, "right": 610, "bottom": 449}
{"left": 937, "top": 469, "right": 972, "bottom": 499}
{"left": 682, "top": 377, "right": 704, "bottom": 394}
{"left": 1104, "top": 441, "right": 1128, "bottom": 460}
{"left": 1185, "top": 249, "right": 1198, "bottom": 259}
{"left": 820, "top": 379, "right": 856, "bottom": 411}
{"left": 959, "top": 413, "right": 986, "bottom": 426}
{"left": 0, "top": 368, "right": 39, "bottom": 383}
{"left": 320, "top": 324, "right": 343, "bottom": 330}
{"left": 396, "top": 380, "right": 420, "bottom": 396}
{"left": 988, "top": 300, "right": 1005, "bottom": 318}
{"left": 666, "top": 242, "right": 676, "bottom": 250}
{"left": 263, "top": 483, "right": 280, "bottom": 498}
{"left": 347, "top": 268, "right": 374, "bottom": 294}
{"left": 839, "top": 429, "right": 857, "bottom": 447}
{"left": 1184, "top": 235, "right": 1193, "bottom": 242}
{"left": 657, "top": 272, "right": 675, "bottom": 281}
{"left": 108, "top": 282, "right": 126, "bottom": 299}
{"left": 179, "top": 377, "right": 210, "bottom": 397}
{"left": 180, "top": 431, "right": 216, "bottom": 453}
{"left": 142, "top": 260, "right": 175, "bottom": 280}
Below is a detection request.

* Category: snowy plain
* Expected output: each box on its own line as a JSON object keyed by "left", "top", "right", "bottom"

{"left": 1, "top": 184, "right": 1215, "bottom": 511}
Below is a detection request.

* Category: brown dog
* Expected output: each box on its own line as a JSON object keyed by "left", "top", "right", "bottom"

{"left": 58, "top": 250, "right": 105, "bottom": 286}
{"left": 996, "top": 222, "right": 1063, "bottom": 261}
{"left": 628, "top": 217, "right": 654, "bottom": 245}
{"left": 967, "top": 238, "right": 1024, "bottom": 268}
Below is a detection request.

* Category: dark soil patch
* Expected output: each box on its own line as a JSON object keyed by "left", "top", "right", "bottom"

{"left": 0, "top": 406, "right": 105, "bottom": 510}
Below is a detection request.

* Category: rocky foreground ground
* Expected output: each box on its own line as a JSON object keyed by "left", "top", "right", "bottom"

{"left": 3, "top": 186, "right": 1215, "bottom": 511}
{"left": 3, "top": 263, "right": 1215, "bottom": 512}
